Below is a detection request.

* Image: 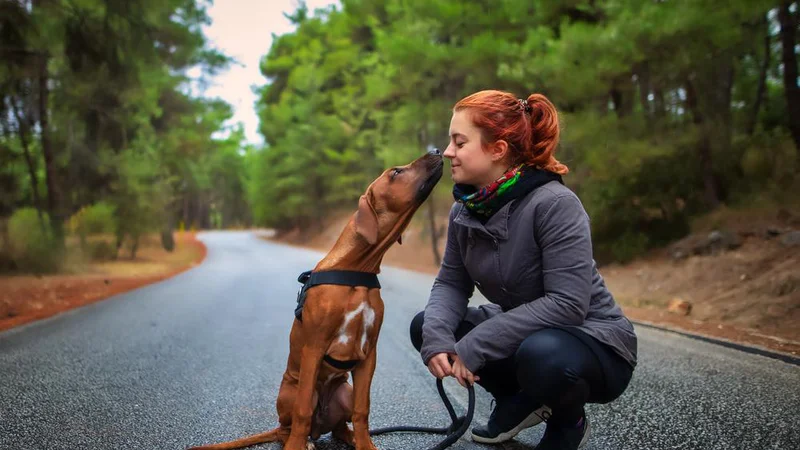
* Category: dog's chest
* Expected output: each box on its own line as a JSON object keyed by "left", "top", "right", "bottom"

{"left": 328, "top": 301, "right": 376, "bottom": 357}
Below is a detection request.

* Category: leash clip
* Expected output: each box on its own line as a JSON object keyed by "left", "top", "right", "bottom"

{"left": 295, "top": 270, "right": 313, "bottom": 322}
{"left": 297, "top": 270, "right": 312, "bottom": 285}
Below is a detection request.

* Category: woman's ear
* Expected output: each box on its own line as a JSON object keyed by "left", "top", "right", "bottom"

{"left": 489, "top": 140, "right": 510, "bottom": 162}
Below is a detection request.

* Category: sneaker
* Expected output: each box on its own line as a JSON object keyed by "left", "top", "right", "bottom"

{"left": 534, "top": 414, "right": 591, "bottom": 450}
{"left": 471, "top": 391, "right": 551, "bottom": 444}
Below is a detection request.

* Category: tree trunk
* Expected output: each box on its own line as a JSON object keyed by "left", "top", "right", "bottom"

{"left": 426, "top": 195, "right": 441, "bottom": 267}
{"left": 653, "top": 88, "right": 666, "bottom": 120}
{"left": 419, "top": 127, "right": 442, "bottom": 267}
{"left": 130, "top": 234, "right": 139, "bottom": 260}
{"left": 114, "top": 229, "right": 124, "bottom": 260}
{"left": 33, "top": 0, "right": 62, "bottom": 243}
{"left": 608, "top": 87, "right": 624, "bottom": 118}
{"left": 10, "top": 97, "right": 46, "bottom": 232}
{"left": 609, "top": 75, "right": 634, "bottom": 118}
{"left": 748, "top": 14, "right": 771, "bottom": 136}
{"left": 686, "top": 79, "right": 722, "bottom": 209}
{"left": 636, "top": 62, "right": 653, "bottom": 127}
{"left": 182, "top": 194, "right": 190, "bottom": 230}
{"left": 38, "top": 60, "right": 63, "bottom": 241}
{"left": 778, "top": 1, "right": 800, "bottom": 160}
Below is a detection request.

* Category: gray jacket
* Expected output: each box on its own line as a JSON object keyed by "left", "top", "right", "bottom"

{"left": 420, "top": 181, "right": 638, "bottom": 373}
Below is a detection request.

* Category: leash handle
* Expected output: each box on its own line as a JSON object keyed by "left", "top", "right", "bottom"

{"left": 430, "top": 379, "right": 475, "bottom": 450}
{"left": 435, "top": 377, "right": 460, "bottom": 428}
{"left": 369, "top": 378, "right": 475, "bottom": 450}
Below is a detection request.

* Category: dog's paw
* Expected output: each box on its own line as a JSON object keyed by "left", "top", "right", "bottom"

{"left": 283, "top": 436, "right": 311, "bottom": 450}
{"left": 355, "top": 439, "right": 379, "bottom": 450}
{"left": 333, "top": 423, "right": 355, "bottom": 446}
{"left": 305, "top": 442, "right": 317, "bottom": 450}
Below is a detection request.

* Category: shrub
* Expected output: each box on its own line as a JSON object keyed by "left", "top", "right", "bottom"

{"left": 87, "top": 240, "right": 117, "bottom": 261}
{"left": 70, "top": 202, "right": 117, "bottom": 241}
{"left": 8, "top": 208, "right": 61, "bottom": 273}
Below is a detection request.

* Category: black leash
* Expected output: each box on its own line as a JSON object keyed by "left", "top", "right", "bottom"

{"left": 369, "top": 379, "right": 475, "bottom": 450}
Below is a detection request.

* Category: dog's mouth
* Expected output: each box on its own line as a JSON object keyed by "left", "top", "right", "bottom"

{"left": 415, "top": 158, "right": 444, "bottom": 202}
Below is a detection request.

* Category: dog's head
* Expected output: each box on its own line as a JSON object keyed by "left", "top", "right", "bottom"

{"left": 354, "top": 149, "right": 444, "bottom": 246}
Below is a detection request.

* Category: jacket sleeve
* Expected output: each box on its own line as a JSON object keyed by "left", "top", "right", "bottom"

{"left": 420, "top": 203, "right": 474, "bottom": 365}
{"left": 453, "top": 193, "right": 592, "bottom": 373}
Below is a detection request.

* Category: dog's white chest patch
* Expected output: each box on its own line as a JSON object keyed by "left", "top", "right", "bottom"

{"left": 360, "top": 304, "right": 375, "bottom": 351}
{"left": 336, "top": 302, "right": 375, "bottom": 353}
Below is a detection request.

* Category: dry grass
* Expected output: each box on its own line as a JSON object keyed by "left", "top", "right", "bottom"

{"left": 0, "top": 232, "right": 206, "bottom": 332}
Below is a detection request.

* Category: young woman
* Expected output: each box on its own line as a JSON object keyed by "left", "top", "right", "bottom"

{"left": 409, "top": 90, "right": 637, "bottom": 450}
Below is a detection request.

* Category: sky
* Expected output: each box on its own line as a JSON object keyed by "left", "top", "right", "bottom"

{"left": 193, "top": 0, "right": 339, "bottom": 146}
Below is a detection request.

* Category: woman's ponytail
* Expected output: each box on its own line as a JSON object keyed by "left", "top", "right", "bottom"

{"left": 526, "top": 94, "right": 568, "bottom": 174}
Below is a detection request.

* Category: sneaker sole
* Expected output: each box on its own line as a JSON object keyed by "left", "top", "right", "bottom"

{"left": 470, "top": 406, "right": 551, "bottom": 444}
{"left": 578, "top": 417, "right": 591, "bottom": 449}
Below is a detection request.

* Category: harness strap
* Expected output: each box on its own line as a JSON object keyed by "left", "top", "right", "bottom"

{"left": 323, "top": 355, "right": 360, "bottom": 371}
{"left": 294, "top": 269, "right": 381, "bottom": 322}
{"left": 298, "top": 270, "right": 381, "bottom": 290}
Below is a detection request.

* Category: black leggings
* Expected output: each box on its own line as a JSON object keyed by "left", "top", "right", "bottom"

{"left": 410, "top": 311, "right": 633, "bottom": 424}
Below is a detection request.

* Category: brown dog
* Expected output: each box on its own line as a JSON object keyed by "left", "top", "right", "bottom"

{"left": 188, "top": 150, "right": 443, "bottom": 450}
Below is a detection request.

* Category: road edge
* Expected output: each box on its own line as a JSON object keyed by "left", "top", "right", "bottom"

{"left": 632, "top": 319, "right": 800, "bottom": 366}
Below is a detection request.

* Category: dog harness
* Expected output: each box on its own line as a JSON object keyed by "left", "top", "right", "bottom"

{"left": 295, "top": 269, "right": 382, "bottom": 370}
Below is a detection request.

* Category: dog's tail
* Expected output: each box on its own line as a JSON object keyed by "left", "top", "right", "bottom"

{"left": 186, "top": 427, "right": 281, "bottom": 450}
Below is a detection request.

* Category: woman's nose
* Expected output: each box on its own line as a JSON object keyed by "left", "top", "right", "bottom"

{"left": 443, "top": 144, "right": 456, "bottom": 159}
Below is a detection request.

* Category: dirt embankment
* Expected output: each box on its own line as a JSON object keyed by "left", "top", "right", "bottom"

{"left": 0, "top": 232, "right": 206, "bottom": 333}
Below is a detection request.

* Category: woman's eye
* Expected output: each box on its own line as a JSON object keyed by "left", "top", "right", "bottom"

{"left": 457, "top": 142, "right": 465, "bottom": 148}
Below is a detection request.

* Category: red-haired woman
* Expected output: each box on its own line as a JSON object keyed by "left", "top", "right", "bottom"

{"left": 410, "top": 90, "right": 637, "bottom": 449}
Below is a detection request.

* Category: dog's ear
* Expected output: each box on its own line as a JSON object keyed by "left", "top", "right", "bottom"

{"left": 355, "top": 192, "right": 379, "bottom": 245}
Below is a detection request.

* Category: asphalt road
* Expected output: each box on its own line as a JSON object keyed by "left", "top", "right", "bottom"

{"left": 1, "top": 231, "right": 798, "bottom": 450}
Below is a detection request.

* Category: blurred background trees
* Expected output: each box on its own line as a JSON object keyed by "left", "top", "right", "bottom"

{"left": 2, "top": 0, "right": 798, "bottom": 271}
{"left": 252, "top": 0, "right": 797, "bottom": 262}
{"left": 1, "top": 0, "right": 245, "bottom": 270}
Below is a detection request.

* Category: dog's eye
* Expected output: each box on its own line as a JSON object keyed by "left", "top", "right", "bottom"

{"left": 390, "top": 168, "right": 404, "bottom": 179}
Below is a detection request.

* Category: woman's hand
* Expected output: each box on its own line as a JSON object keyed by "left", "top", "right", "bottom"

{"left": 451, "top": 354, "right": 480, "bottom": 387}
{"left": 427, "top": 353, "right": 454, "bottom": 379}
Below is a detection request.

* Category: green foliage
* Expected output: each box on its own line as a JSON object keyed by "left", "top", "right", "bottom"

{"left": 8, "top": 208, "right": 61, "bottom": 273}
{"left": 2, "top": 0, "right": 798, "bottom": 267}
{"left": 110, "top": 145, "right": 172, "bottom": 258}
{"left": 70, "top": 202, "right": 117, "bottom": 240}
{"left": 1, "top": 0, "right": 252, "bottom": 271}
{"left": 560, "top": 112, "right": 699, "bottom": 263}
{"left": 737, "top": 128, "right": 798, "bottom": 185}
{"left": 247, "top": 0, "right": 796, "bottom": 262}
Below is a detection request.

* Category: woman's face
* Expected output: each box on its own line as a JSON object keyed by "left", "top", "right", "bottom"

{"left": 443, "top": 109, "right": 506, "bottom": 188}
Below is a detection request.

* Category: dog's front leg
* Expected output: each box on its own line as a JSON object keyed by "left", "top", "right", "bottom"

{"left": 351, "top": 348, "right": 378, "bottom": 450}
{"left": 283, "top": 345, "right": 324, "bottom": 450}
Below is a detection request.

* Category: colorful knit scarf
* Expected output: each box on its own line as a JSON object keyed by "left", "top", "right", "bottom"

{"left": 453, "top": 164, "right": 524, "bottom": 217}
{"left": 453, "top": 164, "right": 563, "bottom": 220}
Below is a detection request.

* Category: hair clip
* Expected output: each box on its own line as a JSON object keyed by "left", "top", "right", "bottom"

{"left": 518, "top": 98, "right": 532, "bottom": 115}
